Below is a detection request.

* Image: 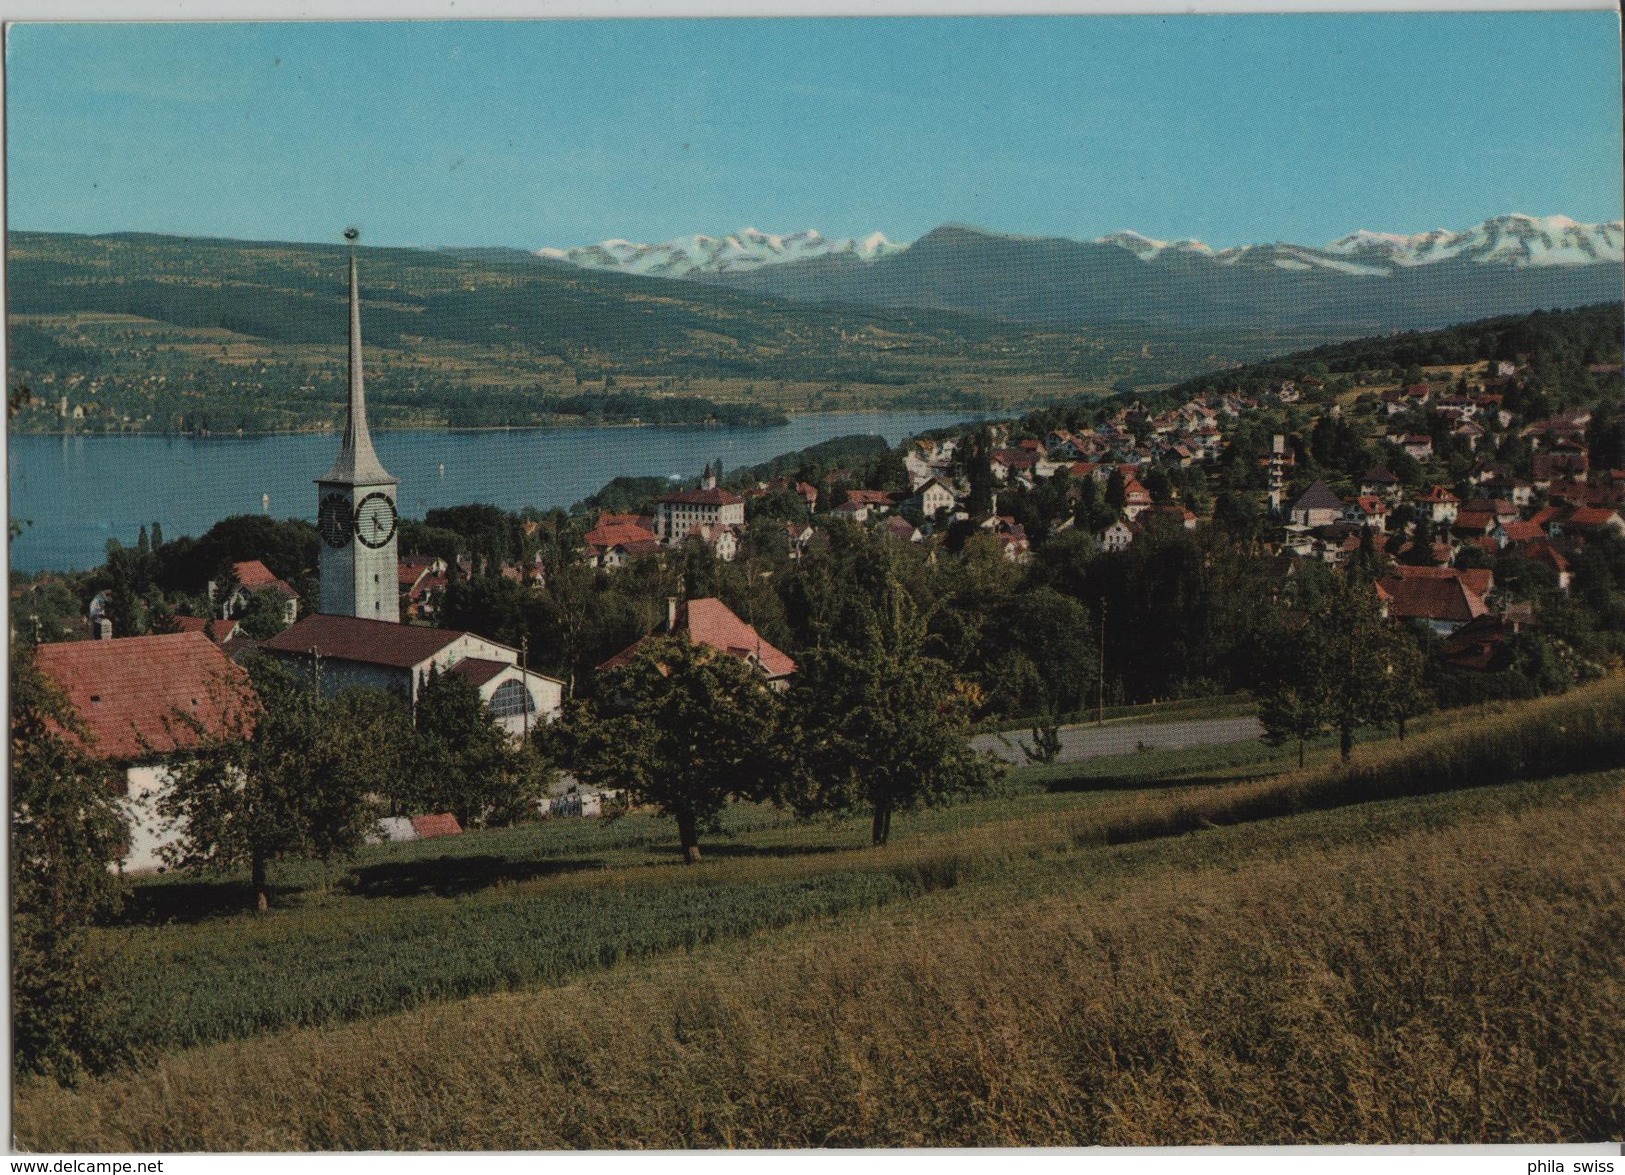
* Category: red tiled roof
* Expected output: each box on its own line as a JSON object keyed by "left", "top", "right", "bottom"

{"left": 261, "top": 614, "right": 466, "bottom": 669}
{"left": 233, "top": 560, "right": 280, "bottom": 588}
{"left": 597, "top": 512, "right": 654, "bottom": 529}
{"left": 613, "top": 539, "right": 664, "bottom": 557}
{"left": 1380, "top": 575, "right": 1489, "bottom": 625}
{"left": 598, "top": 597, "right": 796, "bottom": 680}
{"left": 399, "top": 556, "right": 443, "bottom": 588}
{"left": 447, "top": 657, "right": 511, "bottom": 688}
{"left": 660, "top": 487, "right": 745, "bottom": 507}
{"left": 1496, "top": 520, "right": 1546, "bottom": 544}
{"left": 585, "top": 520, "right": 660, "bottom": 549}
{"left": 1453, "top": 510, "right": 1496, "bottom": 533}
{"left": 843, "top": 488, "right": 896, "bottom": 505}
{"left": 172, "top": 616, "right": 241, "bottom": 644}
{"left": 35, "top": 632, "right": 256, "bottom": 761}
{"left": 410, "top": 813, "right": 463, "bottom": 839}
{"left": 1565, "top": 507, "right": 1623, "bottom": 528}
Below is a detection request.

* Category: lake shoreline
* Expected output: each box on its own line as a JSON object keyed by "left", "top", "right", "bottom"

{"left": 4, "top": 405, "right": 993, "bottom": 441}
{"left": 9, "top": 409, "right": 984, "bottom": 574}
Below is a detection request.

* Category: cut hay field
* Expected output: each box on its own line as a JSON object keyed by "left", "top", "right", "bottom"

{"left": 14, "top": 679, "right": 1625, "bottom": 1149}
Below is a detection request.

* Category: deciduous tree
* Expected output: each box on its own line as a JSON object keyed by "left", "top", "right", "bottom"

{"left": 159, "top": 657, "right": 385, "bottom": 911}
{"left": 546, "top": 636, "right": 781, "bottom": 863}
{"left": 10, "top": 646, "right": 131, "bottom": 1082}
{"left": 791, "top": 579, "right": 999, "bottom": 845}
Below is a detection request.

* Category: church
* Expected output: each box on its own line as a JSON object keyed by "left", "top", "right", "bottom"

{"left": 264, "top": 242, "right": 562, "bottom": 736}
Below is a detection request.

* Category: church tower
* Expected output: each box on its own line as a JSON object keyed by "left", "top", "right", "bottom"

{"left": 316, "top": 237, "right": 400, "bottom": 622}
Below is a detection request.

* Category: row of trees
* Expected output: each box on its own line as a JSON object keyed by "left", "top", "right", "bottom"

{"left": 547, "top": 571, "right": 999, "bottom": 862}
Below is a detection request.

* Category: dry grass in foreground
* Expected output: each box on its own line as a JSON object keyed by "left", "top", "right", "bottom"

{"left": 17, "top": 780, "right": 1623, "bottom": 1150}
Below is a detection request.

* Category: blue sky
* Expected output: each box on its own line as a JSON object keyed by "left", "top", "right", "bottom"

{"left": 6, "top": 13, "right": 1622, "bottom": 251}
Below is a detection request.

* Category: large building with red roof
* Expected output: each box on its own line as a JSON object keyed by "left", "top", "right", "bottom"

{"left": 654, "top": 486, "right": 746, "bottom": 545}
{"left": 34, "top": 632, "right": 258, "bottom": 871}
{"left": 261, "top": 614, "right": 563, "bottom": 738}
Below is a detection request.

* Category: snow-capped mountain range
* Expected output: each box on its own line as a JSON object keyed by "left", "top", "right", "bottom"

{"left": 537, "top": 227, "right": 905, "bottom": 277}
{"left": 540, "top": 214, "right": 1623, "bottom": 279}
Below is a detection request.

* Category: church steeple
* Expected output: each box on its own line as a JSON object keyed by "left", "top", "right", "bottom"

{"left": 316, "top": 231, "right": 401, "bottom": 624}
{"left": 320, "top": 243, "right": 396, "bottom": 487}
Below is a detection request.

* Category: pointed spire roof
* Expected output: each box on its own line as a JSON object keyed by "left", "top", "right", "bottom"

{"left": 319, "top": 251, "right": 397, "bottom": 486}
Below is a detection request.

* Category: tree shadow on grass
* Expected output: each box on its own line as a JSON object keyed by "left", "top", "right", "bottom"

{"left": 1045, "top": 771, "right": 1282, "bottom": 794}
{"left": 649, "top": 841, "right": 852, "bottom": 861}
{"left": 114, "top": 878, "right": 311, "bottom": 926}
{"left": 344, "top": 854, "right": 608, "bottom": 899}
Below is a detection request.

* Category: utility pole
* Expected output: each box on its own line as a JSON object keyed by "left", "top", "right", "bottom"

{"left": 521, "top": 631, "right": 531, "bottom": 742}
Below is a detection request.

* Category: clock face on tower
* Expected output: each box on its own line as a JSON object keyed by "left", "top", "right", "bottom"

{"left": 354, "top": 491, "right": 399, "bottom": 549}
{"left": 318, "top": 493, "right": 354, "bottom": 548}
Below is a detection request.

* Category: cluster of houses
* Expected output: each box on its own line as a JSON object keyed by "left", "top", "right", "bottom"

{"left": 573, "top": 392, "right": 1243, "bottom": 571}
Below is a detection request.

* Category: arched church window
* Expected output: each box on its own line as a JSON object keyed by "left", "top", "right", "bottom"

{"left": 489, "top": 679, "right": 536, "bottom": 719}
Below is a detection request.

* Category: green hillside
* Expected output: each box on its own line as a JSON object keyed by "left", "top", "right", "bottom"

{"left": 7, "top": 230, "right": 1346, "bottom": 434}
{"left": 13, "top": 677, "right": 1624, "bottom": 1148}
{"left": 1164, "top": 302, "right": 1625, "bottom": 401}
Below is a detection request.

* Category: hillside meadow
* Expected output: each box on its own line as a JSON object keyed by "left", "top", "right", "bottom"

{"left": 13, "top": 677, "right": 1625, "bottom": 1149}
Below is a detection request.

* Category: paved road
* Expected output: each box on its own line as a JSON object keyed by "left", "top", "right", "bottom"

{"left": 973, "top": 716, "right": 1263, "bottom": 766}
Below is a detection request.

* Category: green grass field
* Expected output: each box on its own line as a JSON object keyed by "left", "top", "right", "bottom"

{"left": 14, "top": 679, "right": 1625, "bottom": 1149}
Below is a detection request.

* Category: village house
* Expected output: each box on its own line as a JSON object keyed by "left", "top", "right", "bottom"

{"left": 171, "top": 615, "right": 244, "bottom": 648}
{"left": 905, "top": 476, "right": 959, "bottom": 518}
{"left": 687, "top": 522, "right": 743, "bottom": 562}
{"left": 780, "top": 521, "right": 818, "bottom": 560}
{"left": 262, "top": 614, "right": 563, "bottom": 739}
{"left": 583, "top": 517, "right": 662, "bottom": 568}
{"left": 34, "top": 632, "right": 258, "bottom": 872}
{"left": 1100, "top": 517, "right": 1141, "bottom": 552}
{"left": 1360, "top": 465, "right": 1401, "bottom": 500}
{"left": 840, "top": 488, "right": 896, "bottom": 516}
{"left": 880, "top": 515, "right": 922, "bottom": 544}
{"left": 599, "top": 597, "right": 797, "bottom": 691}
{"left": 1343, "top": 495, "right": 1390, "bottom": 532}
{"left": 1286, "top": 480, "right": 1344, "bottom": 529}
{"left": 1395, "top": 434, "right": 1435, "bottom": 463}
{"left": 1416, "top": 485, "right": 1460, "bottom": 525}
{"left": 1532, "top": 441, "right": 1590, "bottom": 486}
{"left": 398, "top": 555, "right": 448, "bottom": 619}
{"left": 1557, "top": 506, "right": 1625, "bottom": 540}
{"left": 215, "top": 560, "right": 299, "bottom": 629}
{"left": 1120, "top": 476, "right": 1154, "bottom": 520}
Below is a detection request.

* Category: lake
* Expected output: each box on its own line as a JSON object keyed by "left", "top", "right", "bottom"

{"left": 6, "top": 411, "right": 980, "bottom": 573}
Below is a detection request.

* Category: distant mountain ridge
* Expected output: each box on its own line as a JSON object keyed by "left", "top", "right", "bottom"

{"left": 536, "top": 226, "right": 905, "bottom": 278}
{"left": 541, "top": 214, "right": 1623, "bottom": 278}
{"left": 580, "top": 214, "right": 1622, "bottom": 333}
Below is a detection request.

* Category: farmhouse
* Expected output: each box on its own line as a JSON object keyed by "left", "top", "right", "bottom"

{"left": 34, "top": 632, "right": 258, "bottom": 872}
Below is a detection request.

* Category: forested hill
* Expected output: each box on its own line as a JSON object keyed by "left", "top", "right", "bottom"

{"left": 6, "top": 230, "right": 1336, "bottom": 435}
{"left": 1166, "top": 303, "right": 1625, "bottom": 402}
